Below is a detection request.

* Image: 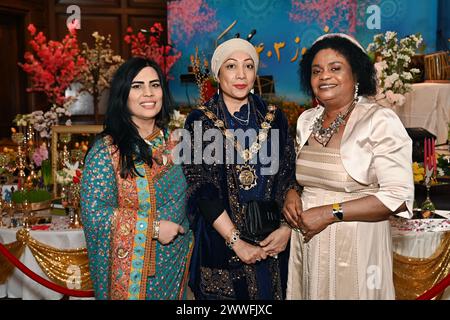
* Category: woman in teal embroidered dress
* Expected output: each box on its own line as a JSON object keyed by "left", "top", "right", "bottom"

{"left": 81, "top": 57, "right": 193, "bottom": 300}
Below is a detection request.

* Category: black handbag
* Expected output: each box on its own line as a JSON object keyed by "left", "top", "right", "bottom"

{"left": 240, "top": 200, "right": 281, "bottom": 245}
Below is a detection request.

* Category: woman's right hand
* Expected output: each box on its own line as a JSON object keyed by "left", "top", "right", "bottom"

{"left": 232, "top": 239, "right": 267, "bottom": 264}
{"left": 157, "top": 220, "right": 185, "bottom": 245}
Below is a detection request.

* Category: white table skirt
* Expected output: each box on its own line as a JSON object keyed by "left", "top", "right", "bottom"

{"left": 0, "top": 227, "right": 89, "bottom": 300}
{"left": 2, "top": 216, "right": 448, "bottom": 300}
{"left": 392, "top": 210, "right": 450, "bottom": 300}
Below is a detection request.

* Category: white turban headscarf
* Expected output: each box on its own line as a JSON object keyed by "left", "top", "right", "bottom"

{"left": 211, "top": 38, "right": 259, "bottom": 80}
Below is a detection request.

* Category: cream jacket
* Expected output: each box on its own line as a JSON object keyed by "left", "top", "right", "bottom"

{"left": 296, "top": 96, "right": 414, "bottom": 218}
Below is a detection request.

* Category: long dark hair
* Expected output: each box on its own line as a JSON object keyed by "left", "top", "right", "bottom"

{"left": 102, "top": 57, "right": 173, "bottom": 178}
{"left": 299, "top": 35, "right": 377, "bottom": 98}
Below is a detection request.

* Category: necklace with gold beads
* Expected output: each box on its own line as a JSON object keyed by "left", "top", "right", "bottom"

{"left": 197, "top": 104, "right": 277, "bottom": 190}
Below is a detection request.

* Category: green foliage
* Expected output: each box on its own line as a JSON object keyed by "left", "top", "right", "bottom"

{"left": 12, "top": 189, "right": 52, "bottom": 203}
{"left": 437, "top": 155, "right": 450, "bottom": 176}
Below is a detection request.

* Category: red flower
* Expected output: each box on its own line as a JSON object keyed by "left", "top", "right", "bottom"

{"left": 28, "top": 24, "right": 36, "bottom": 36}
{"left": 73, "top": 176, "right": 80, "bottom": 184}
{"left": 124, "top": 22, "right": 181, "bottom": 79}
{"left": 18, "top": 24, "right": 87, "bottom": 106}
{"left": 67, "top": 19, "right": 78, "bottom": 33}
{"left": 201, "top": 79, "right": 217, "bottom": 104}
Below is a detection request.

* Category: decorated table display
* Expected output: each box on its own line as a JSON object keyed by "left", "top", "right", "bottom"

{"left": 0, "top": 215, "right": 92, "bottom": 300}
{"left": 390, "top": 210, "right": 450, "bottom": 300}
{"left": 412, "top": 137, "right": 450, "bottom": 213}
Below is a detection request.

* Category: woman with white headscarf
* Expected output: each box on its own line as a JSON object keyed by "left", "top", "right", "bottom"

{"left": 183, "top": 38, "right": 302, "bottom": 300}
{"left": 285, "top": 34, "right": 414, "bottom": 299}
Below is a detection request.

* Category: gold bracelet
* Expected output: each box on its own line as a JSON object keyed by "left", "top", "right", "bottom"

{"left": 152, "top": 220, "right": 160, "bottom": 239}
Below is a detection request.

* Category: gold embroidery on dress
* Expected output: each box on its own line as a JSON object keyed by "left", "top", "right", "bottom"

{"left": 116, "top": 247, "right": 129, "bottom": 259}
{"left": 269, "top": 259, "right": 283, "bottom": 300}
{"left": 200, "top": 267, "right": 235, "bottom": 297}
{"left": 243, "top": 265, "right": 258, "bottom": 299}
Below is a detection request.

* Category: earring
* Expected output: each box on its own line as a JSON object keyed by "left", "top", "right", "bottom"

{"left": 314, "top": 97, "right": 321, "bottom": 107}
{"left": 250, "top": 88, "right": 254, "bottom": 94}
{"left": 354, "top": 82, "right": 359, "bottom": 100}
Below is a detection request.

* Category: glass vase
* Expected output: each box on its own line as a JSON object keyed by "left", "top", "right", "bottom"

{"left": 420, "top": 184, "right": 436, "bottom": 219}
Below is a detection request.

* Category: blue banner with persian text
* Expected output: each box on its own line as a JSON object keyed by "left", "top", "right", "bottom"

{"left": 168, "top": 0, "right": 443, "bottom": 105}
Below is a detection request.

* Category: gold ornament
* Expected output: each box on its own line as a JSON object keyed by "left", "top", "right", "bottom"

{"left": 0, "top": 228, "right": 93, "bottom": 290}
{"left": 0, "top": 240, "right": 25, "bottom": 284}
{"left": 236, "top": 164, "right": 258, "bottom": 190}
{"left": 393, "top": 232, "right": 450, "bottom": 300}
{"left": 198, "top": 104, "right": 277, "bottom": 190}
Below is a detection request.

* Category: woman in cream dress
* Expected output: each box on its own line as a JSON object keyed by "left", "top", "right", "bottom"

{"left": 283, "top": 34, "right": 414, "bottom": 300}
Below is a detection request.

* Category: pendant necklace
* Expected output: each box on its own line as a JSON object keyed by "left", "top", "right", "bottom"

{"left": 197, "top": 104, "right": 277, "bottom": 190}
{"left": 311, "top": 100, "right": 356, "bottom": 147}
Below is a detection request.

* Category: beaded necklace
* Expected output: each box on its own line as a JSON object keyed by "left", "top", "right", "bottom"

{"left": 311, "top": 100, "right": 356, "bottom": 147}
{"left": 197, "top": 104, "right": 277, "bottom": 190}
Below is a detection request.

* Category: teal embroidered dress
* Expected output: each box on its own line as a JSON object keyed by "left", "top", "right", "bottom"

{"left": 81, "top": 130, "right": 193, "bottom": 300}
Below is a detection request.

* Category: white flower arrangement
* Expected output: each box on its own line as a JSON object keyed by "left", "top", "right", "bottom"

{"left": 367, "top": 31, "right": 423, "bottom": 107}
{"left": 168, "top": 110, "right": 187, "bottom": 141}
{"left": 13, "top": 102, "right": 73, "bottom": 138}
{"left": 169, "top": 110, "right": 187, "bottom": 129}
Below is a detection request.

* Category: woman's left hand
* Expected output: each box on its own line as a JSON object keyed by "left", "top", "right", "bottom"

{"left": 298, "top": 206, "right": 333, "bottom": 242}
{"left": 259, "top": 225, "right": 291, "bottom": 257}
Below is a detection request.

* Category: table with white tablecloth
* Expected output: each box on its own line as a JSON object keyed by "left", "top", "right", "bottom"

{"left": 0, "top": 226, "right": 88, "bottom": 300}
{"left": 395, "top": 83, "right": 450, "bottom": 144}
{"left": 391, "top": 210, "right": 450, "bottom": 300}
{"left": 2, "top": 211, "right": 448, "bottom": 300}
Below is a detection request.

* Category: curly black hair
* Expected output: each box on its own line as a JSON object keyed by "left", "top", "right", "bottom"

{"left": 299, "top": 35, "right": 377, "bottom": 98}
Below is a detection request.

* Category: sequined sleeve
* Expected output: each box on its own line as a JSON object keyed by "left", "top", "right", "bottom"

{"left": 80, "top": 137, "right": 118, "bottom": 299}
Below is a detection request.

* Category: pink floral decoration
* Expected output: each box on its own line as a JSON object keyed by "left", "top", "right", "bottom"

{"left": 124, "top": 22, "right": 181, "bottom": 79}
{"left": 168, "top": 0, "right": 218, "bottom": 45}
{"left": 32, "top": 143, "right": 49, "bottom": 167}
{"left": 289, "top": 0, "right": 379, "bottom": 33}
{"left": 18, "top": 24, "right": 87, "bottom": 106}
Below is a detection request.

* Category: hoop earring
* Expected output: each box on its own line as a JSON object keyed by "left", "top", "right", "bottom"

{"left": 354, "top": 82, "right": 359, "bottom": 101}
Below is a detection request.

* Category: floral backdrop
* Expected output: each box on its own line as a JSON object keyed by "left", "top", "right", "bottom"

{"left": 167, "top": 0, "right": 441, "bottom": 106}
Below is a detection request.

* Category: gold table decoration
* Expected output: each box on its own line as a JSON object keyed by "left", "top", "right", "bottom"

{"left": 51, "top": 125, "right": 103, "bottom": 198}
{"left": 0, "top": 228, "right": 92, "bottom": 291}
{"left": 14, "top": 200, "right": 52, "bottom": 212}
{"left": 394, "top": 232, "right": 450, "bottom": 300}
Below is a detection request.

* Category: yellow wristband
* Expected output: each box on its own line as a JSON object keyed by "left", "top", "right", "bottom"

{"left": 332, "top": 203, "right": 344, "bottom": 221}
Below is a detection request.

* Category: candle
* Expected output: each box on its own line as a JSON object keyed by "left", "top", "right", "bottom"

{"left": 430, "top": 138, "right": 433, "bottom": 170}
{"left": 424, "top": 138, "right": 428, "bottom": 169}
{"left": 428, "top": 138, "right": 432, "bottom": 170}
{"left": 432, "top": 138, "right": 436, "bottom": 175}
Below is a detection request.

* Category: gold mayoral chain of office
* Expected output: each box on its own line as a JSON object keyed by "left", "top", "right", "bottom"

{"left": 197, "top": 104, "right": 277, "bottom": 190}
